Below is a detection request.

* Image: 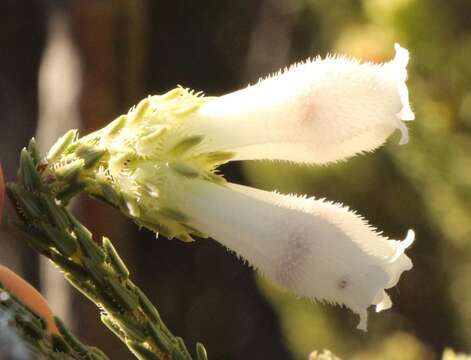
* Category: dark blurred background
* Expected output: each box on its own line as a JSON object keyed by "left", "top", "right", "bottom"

{"left": 1, "top": 0, "right": 471, "bottom": 359}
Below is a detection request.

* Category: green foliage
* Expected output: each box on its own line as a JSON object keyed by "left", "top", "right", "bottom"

{"left": 0, "top": 280, "right": 106, "bottom": 359}
{"left": 7, "top": 138, "right": 209, "bottom": 360}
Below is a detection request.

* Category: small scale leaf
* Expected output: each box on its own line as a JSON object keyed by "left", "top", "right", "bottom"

{"left": 76, "top": 144, "right": 106, "bottom": 168}
{"left": 56, "top": 181, "right": 86, "bottom": 203}
{"left": 54, "top": 316, "right": 101, "bottom": 359}
{"left": 50, "top": 253, "right": 87, "bottom": 281}
{"left": 169, "top": 161, "right": 199, "bottom": 178}
{"left": 196, "top": 342, "right": 208, "bottom": 360}
{"left": 157, "top": 207, "right": 189, "bottom": 223}
{"left": 81, "top": 258, "right": 109, "bottom": 287}
{"left": 51, "top": 334, "right": 71, "bottom": 353}
{"left": 69, "top": 214, "right": 106, "bottom": 263}
{"left": 129, "top": 99, "right": 150, "bottom": 124}
{"left": 104, "top": 277, "right": 139, "bottom": 311}
{"left": 175, "top": 233, "right": 194, "bottom": 243}
{"left": 103, "top": 237, "right": 129, "bottom": 278}
{"left": 20, "top": 148, "right": 41, "bottom": 191}
{"left": 147, "top": 322, "right": 174, "bottom": 354}
{"left": 104, "top": 115, "right": 127, "bottom": 137}
{"left": 7, "top": 183, "right": 43, "bottom": 218}
{"left": 170, "top": 135, "right": 204, "bottom": 156}
{"left": 100, "top": 183, "right": 123, "bottom": 208}
{"left": 174, "top": 337, "right": 192, "bottom": 360}
{"left": 41, "top": 223, "right": 77, "bottom": 257}
{"left": 27, "top": 138, "right": 42, "bottom": 165}
{"left": 140, "top": 127, "right": 168, "bottom": 145}
{"left": 138, "top": 220, "right": 174, "bottom": 239}
{"left": 135, "top": 288, "right": 166, "bottom": 330}
{"left": 15, "top": 314, "right": 45, "bottom": 340}
{"left": 55, "top": 159, "right": 84, "bottom": 183}
{"left": 11, "top": 221, "right": 51, "bottom": 253}
{"left": 47, "top": 129, "right": 78, "bottom": 162}
{"left": 203, "top": 151, "right": 235, "bottom": 165}
{"left": 40, "top": 194, "right": 71, "bottom": 229}
{"left": 101, "top": 314, "right": 125, "bottom": 341}
{"left": 64, "top": 274, "right": 100, "bottom": 304}
{"left": 113, "top": 313, "right": 148, "bottom": 342}
{"left": 126, "top": 340, "right": 161, "bottom": 360}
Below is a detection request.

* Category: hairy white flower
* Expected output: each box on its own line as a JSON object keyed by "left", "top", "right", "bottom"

{"left": 187, "top": 43, "right": 414, "bottom": 164}
{"left": 169, "top": 177, "right": 414, "bottom": 330}
{"left": 46, "top": 44, "right": 415, "bottom": 330}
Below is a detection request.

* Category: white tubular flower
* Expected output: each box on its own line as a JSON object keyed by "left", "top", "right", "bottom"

{"left": 45, "top": 44, "right": 415, "bottom": 331}
{"left": 187, "top": 43, "right": 414, "bottom": 164}
{"left": 169, "top": 177, "right": 414, "bottom": 331}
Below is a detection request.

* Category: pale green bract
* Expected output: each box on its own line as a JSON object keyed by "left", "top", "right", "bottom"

{"left": 44, "top": 87, "right": 233, "bottom": 242}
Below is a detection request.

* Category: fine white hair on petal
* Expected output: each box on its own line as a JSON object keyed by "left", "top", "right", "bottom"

{"left": 187, "top": 44, "right": 414, "bottom": 164}
{"left": 171, "top": 178, "right": 414, "bottom": 330}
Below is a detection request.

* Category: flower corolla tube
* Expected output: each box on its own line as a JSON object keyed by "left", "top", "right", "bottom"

{"left": 45, "top": 44, "right": 415, "bottom": 330}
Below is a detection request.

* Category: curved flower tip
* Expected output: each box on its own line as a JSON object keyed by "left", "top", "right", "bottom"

{"left": 357, "top": 230, "right": 414, "bottom": 330}
{"left": 187, "top": 43, "right": 414, "bottom": 164}
{"left": 392, "top": 43, "right": 415, "bottom": 145}
{"left": 168, "top": 178, "right": 414, "bottom": 331}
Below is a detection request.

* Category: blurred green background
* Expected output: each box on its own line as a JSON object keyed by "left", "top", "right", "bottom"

{"left": 1, "top": 0, "right": 471, "bottom": 359}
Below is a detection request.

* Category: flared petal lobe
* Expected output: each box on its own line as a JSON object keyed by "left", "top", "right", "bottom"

{"left": 171, "top": 179, "right": 414, "bottom": 330}
{"left": 187, "top": 44, "right": 414, "bottom": 164}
